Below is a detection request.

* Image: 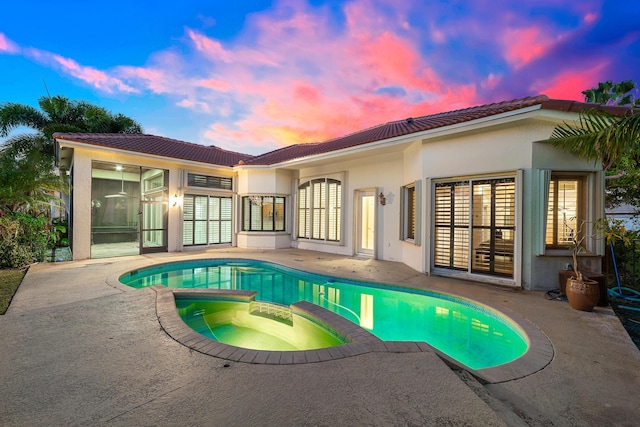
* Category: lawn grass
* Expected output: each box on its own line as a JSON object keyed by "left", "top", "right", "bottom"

{"left": 0, "top": 269, "right": 26, "bottom": 314}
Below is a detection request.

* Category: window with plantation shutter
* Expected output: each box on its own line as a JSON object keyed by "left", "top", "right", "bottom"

{"left": 434, "top": 181, "right": 470, "bottom": 270}
{"left": 400, "top": 181, "right": 421, "bottom": 244}
{"left": 187, "top": 173, "right": 232, "bottom": 190}
{"left": 182, "top": 194, "right": 232, "bottom": 246}
{"left": 327, "top": 180, "right": 341, "bottom": 241}
{"left": 545, "top": 176, "right": 584, "bottom": 248}
{"left": 298, "top": 184, "right": 310, "bottom": 239}
{"left": 434, "top": 177, "right": 515, "bottom": 278}
{"left": 220, "top": 198, "right": 232, "bottom": 242}
{"left": 297, "top": 178, "right": 341, "bottom": 242}
{"left": 470, "top": 179, "right": 515, "bottom": 276}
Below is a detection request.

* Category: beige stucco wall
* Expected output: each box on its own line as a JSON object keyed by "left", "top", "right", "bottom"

{"left": 416, "top": 118, "right": 602, "bottom": 290}
{"left": 60, "top": 108, "right": 606, "bottom": 291}
{"left": 288, "top": 148, "right": 410, "bottom": 260}
{"left": 64, "top": 144, "right": 235, "bottom": 260}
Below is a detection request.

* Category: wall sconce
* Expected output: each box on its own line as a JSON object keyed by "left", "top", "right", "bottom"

{"left": 171, "top": 194, "right": 181, "bottom": 207}
{"left": 378, "top": 192, "right": 386, "bottom": 206}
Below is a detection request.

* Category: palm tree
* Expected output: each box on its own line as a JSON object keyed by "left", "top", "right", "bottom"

{"left": 581, "top": 80, "right": 639, "bottom": 107}
{"left": 548, "top": 108, "right": 640, "bottom": 173}
{"left": 548, "top": 80, "right": 640, "bottom": 208}
{"left": 0, "top": 95, "right": 143, "bottom": 215}
{"left": 0, "top": 95, "right": 142, "bottom": 159}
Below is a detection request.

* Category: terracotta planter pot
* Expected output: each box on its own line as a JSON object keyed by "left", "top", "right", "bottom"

{"left": 566, "top": 277, "right": 600, "bottom": 312}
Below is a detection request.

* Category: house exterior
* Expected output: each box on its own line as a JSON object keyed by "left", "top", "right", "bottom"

{"left": 54, "top": 95, "right": 627, "bottom": 291}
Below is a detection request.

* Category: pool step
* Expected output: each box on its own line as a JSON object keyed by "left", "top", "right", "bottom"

{"left": 249, "top": 301, "right": 293, "bottom": 325}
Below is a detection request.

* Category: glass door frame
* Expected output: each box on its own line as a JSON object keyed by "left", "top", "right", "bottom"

{"left": 355, "top": 189, "right": 376, "bottom": 258}
{"left": 140, "top": 169, "right": 168, "bottom": 254}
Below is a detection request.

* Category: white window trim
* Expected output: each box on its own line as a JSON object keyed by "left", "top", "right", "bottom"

{"left": 241, "top": 195, "right": 286, "bottom": 232}
{"left": 540, "top": 171, "right": 603, "bottom": 256}
{"left": 430, "top": 173, "right": 518, "bottom": 283}
{"left": 296, "top": 172, "right": 345, "bottom": 243}
{"left": 400, "top": 180, "right": 421, "bottom": 245}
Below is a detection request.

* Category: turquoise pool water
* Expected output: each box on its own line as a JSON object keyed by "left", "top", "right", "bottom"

{"left": 119, "top": 259, "right": 529, "bottom": 369}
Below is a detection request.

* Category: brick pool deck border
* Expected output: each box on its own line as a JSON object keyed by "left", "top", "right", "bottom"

{"left": 153, "top": 285, "right": 553, "bottom": 384}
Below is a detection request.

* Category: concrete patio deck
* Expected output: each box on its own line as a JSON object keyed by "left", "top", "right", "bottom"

{"left": 1, "top": 248, "right": 639, "bottom": 426}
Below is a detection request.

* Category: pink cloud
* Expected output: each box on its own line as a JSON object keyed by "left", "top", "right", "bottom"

{"left": 187, "top": 29, "right": 233, "bottom": 63}
{"left": 190, "top": 1, "right": 485, "bottom": 150}
{"left": 116, "top": 65, "right": 176, "bottom": 94}
{"left": 186, "top": 29, "right": 278, "bottom": 67}
{"left": 176, "top": 98, "right": 211, "bottom": 113}
{"left": 502, "top": 27, "right": 554, "bottom": 69}
{"left": 533, "top": 63, "right": 608, "bottom": 101}
{"left": 0, "top": 33, "right": 19, "bottom": 53}
{"left": 24, "top": 48, "right": 138, "bottom": 94}
{"left": 481, "top": 73, "right": 502, "bottom": 90}
{"left": 583, "top": 12, "right": 598, "bottom": 24}
{"left": 197, "top": 78, "right": 231, "bottom": 92}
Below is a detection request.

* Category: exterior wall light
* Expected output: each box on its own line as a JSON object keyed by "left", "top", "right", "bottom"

{"left": 379, "top": 192, "right": 386, "bottom": 206}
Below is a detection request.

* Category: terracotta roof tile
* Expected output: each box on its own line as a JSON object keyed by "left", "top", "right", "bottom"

{"left": 53, "top": 133, "right": 254, "bottom": 167}
{"left": 244, "top": 95, "right": 631, "bottom": 165}
{"left": 54, "top": 96, "right": 632, "bottom": 168}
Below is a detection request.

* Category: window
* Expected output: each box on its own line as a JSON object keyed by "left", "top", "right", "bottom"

{"left": 434, "top": 177, "right": 515, "bottom": 277}
{"left": 187, "top": 173, "right": 232, "bottom": 191}
{"left": 242, "top": 196, "right": 286, "bottom": 231}
{"left": 546, "top": 176, "right": 584, "bottom": 248}
{"left": 297, "top": 178, "right": 341, "bottom": 241}
{"left": 401, "top": 181, "right": 421, "bottom": 243}
{"left": 183, "top": 195, "right": 232, "bottom": 245}
{"left": 434, "top": 181, "right": 470, "bottom": 270}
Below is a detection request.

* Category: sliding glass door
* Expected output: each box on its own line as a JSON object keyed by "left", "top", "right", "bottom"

{"left": 434, "top": 177, "right": 515, "bottom": 277}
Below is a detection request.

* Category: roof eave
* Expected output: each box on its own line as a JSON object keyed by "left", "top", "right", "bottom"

{"left": 243, "top": 104, "right": 549, "bottom": 168}
{"left": 54, "top": 137, "right": 237, "bottom": 170}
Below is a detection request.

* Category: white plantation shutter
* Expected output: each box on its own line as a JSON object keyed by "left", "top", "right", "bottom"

{"left": 298, "top": 183, "right": 310, "bottom": 238}
{"left": 220, "top": 198, "right": 232, "bottom": 242}
{"left": 327, "top": 180, "right": 341, "bottom": 241}
{"left": 182, "top": 195, "right": 232, "bottom": 246}
{"left": 298, "top": 178, "right": 341, "bottom": 242}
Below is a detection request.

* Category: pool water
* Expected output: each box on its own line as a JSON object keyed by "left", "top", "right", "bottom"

{"left": 177, "top": 298, "right": 346, "bottom": 351}
{"left": 120, "top": 259, "right": 529, "bottom": 370}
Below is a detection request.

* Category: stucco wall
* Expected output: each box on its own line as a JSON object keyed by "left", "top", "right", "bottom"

{"left": 61, "top": 109, "right": 606, "bottom": 292}
{"left": 289, "top": 149, "right": 408, "bottom": 261}
{"left": 66, "top": 146, "right": 235, "bottom": 260}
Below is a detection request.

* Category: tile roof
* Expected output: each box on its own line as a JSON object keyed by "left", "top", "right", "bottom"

{"left": 53, "top": 133, "right": 254, "bottom": 167}
{"left": 243, "top": 95, "right": 631, "bottom": 165}
{"left": 54, "top": 95, "right": 632, "bottom": 168}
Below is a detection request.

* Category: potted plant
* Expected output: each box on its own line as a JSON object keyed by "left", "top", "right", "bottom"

{"left": 563, "top": 219, "right": 601, "bottom": 311}
{"left": 564, "top": 218, "right": 632, "bottom": 311}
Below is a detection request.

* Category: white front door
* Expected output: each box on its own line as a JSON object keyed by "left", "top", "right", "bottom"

{"left": 356, "top": 191, "right": 376, "bottom": 257}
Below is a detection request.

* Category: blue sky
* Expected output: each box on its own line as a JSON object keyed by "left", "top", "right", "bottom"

{"left": 1, "top": 0, "right": 639, "bottom": 154}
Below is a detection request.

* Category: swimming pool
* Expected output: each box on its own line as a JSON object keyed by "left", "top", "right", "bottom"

{"left": 120, "top": 259, "right": 529, "bottom": 370}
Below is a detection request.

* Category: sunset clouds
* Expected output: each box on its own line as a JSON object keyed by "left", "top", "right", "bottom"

{"left": 1, "top": 0, "right": 638, "bottom": 154}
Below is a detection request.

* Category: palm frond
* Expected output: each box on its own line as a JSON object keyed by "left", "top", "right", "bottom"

{"left": 0, "top": 103, "right": 49, "bottom": 137}
{"left": 548, "top": 109, "right": 640, "bottom": 171}
{"left": 0, "top": 133, "right": 53, "bottom": 161}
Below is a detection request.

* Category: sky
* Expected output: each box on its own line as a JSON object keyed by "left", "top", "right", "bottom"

{"left": 1, "top": 0, "right": 639, "bottom": 155}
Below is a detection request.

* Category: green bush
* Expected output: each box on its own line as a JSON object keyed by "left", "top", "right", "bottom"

{"left": 0, "top": 213, "right": 51, "bottom": 268}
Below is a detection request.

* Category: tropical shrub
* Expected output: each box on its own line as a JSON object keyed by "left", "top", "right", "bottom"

{"left": 0, "top": 213, "right": 51, "bottom": 268}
